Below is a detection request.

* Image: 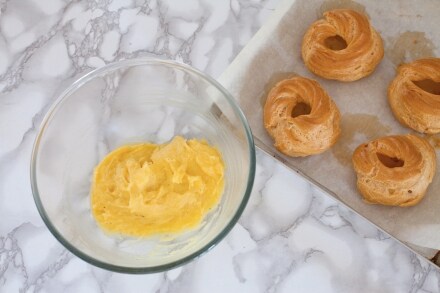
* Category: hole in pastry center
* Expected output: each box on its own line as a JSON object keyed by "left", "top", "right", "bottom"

{"left": 376, "top": 153, "right": 404, "bottom": 168}
{"left": 324, "top": 35, "right": 348, "bottom": 51}
{"left": 291, "top": 102, "right": 311, "bottom": 118}
{"left": 413, "top": 79, "right": 440, "bottom": 95}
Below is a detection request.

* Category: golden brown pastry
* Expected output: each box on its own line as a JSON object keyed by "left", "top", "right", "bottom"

{"left": 263, "top": 76, "right": 341, "bottom": 157}
{"left": 352, "top": 134, "right": 436, "bottom": 207}
{"left": 388, "top": 58, "right": 440, "bottom": 134}
{"left": 301, "top": 9, "right": 384, "bottom": 81}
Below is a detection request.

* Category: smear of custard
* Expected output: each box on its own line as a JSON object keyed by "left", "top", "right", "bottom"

{"left": 387, "top": 31, "right": 436, "bottom": 66}
{"left": 332, "top": 114, "right": 391, "bottom": 166}
{"left": 319, "top": 0, "right": 367, "bottom": 17}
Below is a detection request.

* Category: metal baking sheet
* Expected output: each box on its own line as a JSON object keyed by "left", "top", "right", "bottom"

{"left": 219, "top": 0, "right": 440, "bottom": 251}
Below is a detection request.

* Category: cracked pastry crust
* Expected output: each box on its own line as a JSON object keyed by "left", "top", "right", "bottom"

{"left": 301, "top": 9, "right": 384, "bottom": 81}
{"left": 352, "top": 134, "right": 436, "bottom": 207}
{"left": 388, "top": 58, "right": 440, "bottom": 134}
{"left": 263, "top": 76, "right": 341, "bottom": 157}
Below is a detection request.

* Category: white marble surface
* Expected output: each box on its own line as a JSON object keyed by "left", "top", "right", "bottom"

{"left": 1, "top": 0, "right": 440, "bottom": 292}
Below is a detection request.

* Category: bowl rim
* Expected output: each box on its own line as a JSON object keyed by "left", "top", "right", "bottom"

{"left": 30, "top": 57, "right": 256, "bottom": 274}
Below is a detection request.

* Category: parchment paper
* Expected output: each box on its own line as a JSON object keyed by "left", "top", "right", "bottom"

{"left": 219, "top": 0, "right": 440, "bottom": 249}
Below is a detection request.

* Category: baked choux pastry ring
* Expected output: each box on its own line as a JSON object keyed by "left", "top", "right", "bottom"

{"left": 302, "top": 9, "right": 384, "bottom": 81}
{"left": 352, "top": 134, "right": 436, "bottom": 207}
{"left": 388, "top": 58, "right": 440, "bottom": 134}
{"left": 263, "top": 76, "right": 341, "bottom": 157}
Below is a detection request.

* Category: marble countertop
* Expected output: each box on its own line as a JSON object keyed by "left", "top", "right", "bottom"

{"left": 1, "top": 0, "right": 439, "bottom": 292}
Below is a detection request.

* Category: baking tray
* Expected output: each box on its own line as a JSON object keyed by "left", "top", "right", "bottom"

{"left": 219, "top": 0, "right": 440, "bottom": 257}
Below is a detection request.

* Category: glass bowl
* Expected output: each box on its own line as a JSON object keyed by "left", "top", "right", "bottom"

{"left": 31, "top": 58, "right": 255, "bottom": 273}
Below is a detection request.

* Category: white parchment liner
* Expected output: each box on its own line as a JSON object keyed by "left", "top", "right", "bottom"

{"left": 219, "top": 0, "right": 440, "bottom": 249}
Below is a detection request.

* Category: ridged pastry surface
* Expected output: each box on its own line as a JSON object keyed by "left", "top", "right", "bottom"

{"left": 302, "top": 9, "right": 384, "bottom": 81}
{"left": 352, "top": 134, "right": 436, "bottom": 207}
{"left": 388, "top": 58, "right": 440, "bottom": 134}
{"left": 263, "top": 76, "right": 341, "bottom": 157}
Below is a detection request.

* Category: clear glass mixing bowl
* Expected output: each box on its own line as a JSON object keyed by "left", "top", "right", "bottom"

{"left": 31, "top": 58, "right": 255, "bottom": 273}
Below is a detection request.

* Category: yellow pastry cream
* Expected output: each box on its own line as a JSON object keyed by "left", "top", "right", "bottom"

{"left": 91, "top": 136, "right": 225, "bottom": 237}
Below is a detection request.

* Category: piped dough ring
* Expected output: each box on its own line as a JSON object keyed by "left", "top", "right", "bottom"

{"left": 352, "top": 134, "right": 436, "bottom": 207}
{"left": 263, "top": 76, "right": 341, "bottom": 157}
{"left": 388, "top": 58, "right": 440, "bottom": 134}
{"left": 302, "top": 9, "right": 384, "bottom": 81}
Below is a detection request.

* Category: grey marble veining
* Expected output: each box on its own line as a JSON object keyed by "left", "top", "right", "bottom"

{"left": 1, "top": 0, "right": 440, "bottom": 292}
